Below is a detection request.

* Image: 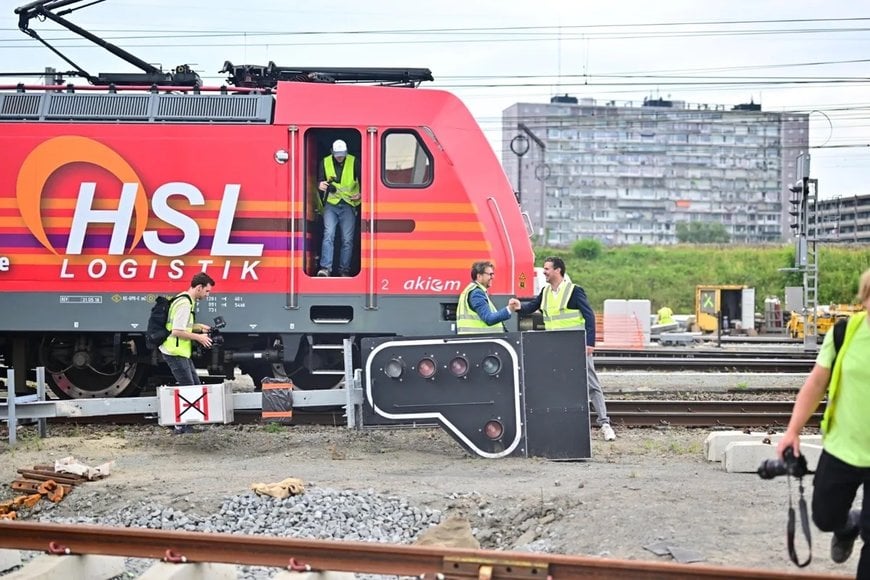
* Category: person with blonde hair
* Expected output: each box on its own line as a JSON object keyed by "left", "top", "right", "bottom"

{"left": 778, "top": 268, "right": 870, "bottom": 577}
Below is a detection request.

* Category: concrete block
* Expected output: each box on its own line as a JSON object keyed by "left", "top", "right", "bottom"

{"left": 704, "top": 431, "right": 821, "bottom": 462}
{"left": 4, "top": 554, "right": 125, "bottom": 579}
{"left": 723, "top": 441, "right": 823, "bottom": 474}
{"left": 138, "top": 561, "right": 237, "bottom": 579}
{"left": 0, "top": 549, "right": 22, "bottom": 573}
{"left": 273, "top": 572, "right": 356, "bottom": 580}
{"left": 705, "top": 431, "right": 777, "bottom": 462}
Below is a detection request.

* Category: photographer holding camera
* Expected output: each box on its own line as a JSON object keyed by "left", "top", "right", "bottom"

{"left": 159, "top": 272, "right": 216, "bottom": 434}
{"left": 316, "top": 139, "right": 361, "bottom": 278}
{"left": 777, "top": 268, "right": 870, "bottom": 579}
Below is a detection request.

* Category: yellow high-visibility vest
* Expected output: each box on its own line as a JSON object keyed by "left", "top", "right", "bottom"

{"left": 658, "top": 306, "right": 675, "bottom": 325}
{"left": 323, "top": 155, "right": 360, "bottom": 207}
{"left": 456, "top": 282, "right": 504, "bottom": 334}
{"left": 161, "top": 294, "right": 194, "bottom": 357}
{"left": 542, "top": 282, "right": 584, "bottom": 330}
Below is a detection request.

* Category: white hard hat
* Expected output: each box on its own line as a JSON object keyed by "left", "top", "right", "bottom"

{"left": 332, "top": 139, "right": 347, "bottom": 156}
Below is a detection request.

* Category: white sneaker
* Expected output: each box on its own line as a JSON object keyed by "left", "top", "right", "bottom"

{"left": 601, "top": 423, "right": 616, "bottom": 441}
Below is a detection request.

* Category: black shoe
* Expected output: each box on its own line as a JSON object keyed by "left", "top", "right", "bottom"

{"left": 339, "top": 271, "right": 352, "bottom": 277}
{"left": 831, "top": 509, "right": 860, "bottom": 563}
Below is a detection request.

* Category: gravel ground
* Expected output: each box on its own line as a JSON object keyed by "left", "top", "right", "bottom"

{"left": 0, "top": 419, "right": 860, "bottom": 579}
{"left": 0, "top": 371, "right": 859, "bottom": 578}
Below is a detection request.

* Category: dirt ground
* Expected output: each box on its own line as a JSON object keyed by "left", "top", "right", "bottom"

{"left": 0, "top": 421, "right": 859, "bottom": 578}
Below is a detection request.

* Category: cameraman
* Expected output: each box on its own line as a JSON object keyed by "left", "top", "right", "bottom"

{"left": 778, "top": 268, "right": 870, "bottom": 578}
{"left": 159, "top": 272, "right": 216, "bottom": 434}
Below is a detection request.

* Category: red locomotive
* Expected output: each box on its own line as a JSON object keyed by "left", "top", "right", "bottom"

{"left": 0, "top": 0, "right": 535, "bottom": 399}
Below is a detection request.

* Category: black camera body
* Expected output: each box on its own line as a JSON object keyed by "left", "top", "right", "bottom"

{"left": 758, "top": 446, "right": 809, "bottom": 479}
{"left": 326, "top": 176, "right": 337, "bottom": 194}
{"left": 207, "top": 316, "right": 226, "bottom": 347}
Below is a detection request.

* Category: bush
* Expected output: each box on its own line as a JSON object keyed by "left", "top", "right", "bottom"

{"left": 572, "top": 239, "right": 602, "bottom": 260}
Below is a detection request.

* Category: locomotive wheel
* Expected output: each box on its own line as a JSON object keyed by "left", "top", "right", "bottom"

{"left": 39, "top": 335, "right": 145, "bottom": 399}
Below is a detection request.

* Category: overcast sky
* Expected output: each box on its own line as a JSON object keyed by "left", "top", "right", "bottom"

{"left": 3, "top": 0, "right": 869, "bottom": 198}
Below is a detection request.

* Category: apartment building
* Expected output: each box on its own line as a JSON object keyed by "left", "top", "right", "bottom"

{"left": 502, "top": 96, "right": 809, "bottom": 245}
{"left": 809, "top": 194, "right": 870, "bottom": 244}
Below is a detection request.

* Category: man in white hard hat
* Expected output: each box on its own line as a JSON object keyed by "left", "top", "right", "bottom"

{"left": 316, "top": 139, "right": 361, "bottom": 277}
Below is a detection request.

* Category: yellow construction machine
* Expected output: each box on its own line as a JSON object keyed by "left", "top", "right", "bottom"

{"left": 786, "top": 304, "right": 863, "bottom": 339}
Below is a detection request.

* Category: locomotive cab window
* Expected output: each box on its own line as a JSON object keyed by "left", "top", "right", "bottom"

{"left": 383, "top": 131, "right": 432, "bottom": 188}
{"left": 305, "top": 129, "right": 362, "bottom": 278}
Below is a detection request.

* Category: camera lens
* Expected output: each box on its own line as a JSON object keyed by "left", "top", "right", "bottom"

{"left": 757, "top": 458, "right": 787, "bottom": 480}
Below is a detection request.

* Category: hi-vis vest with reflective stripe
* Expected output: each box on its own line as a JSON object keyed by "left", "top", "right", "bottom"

{"left": 456, "top": 282, "right": 504, "bottom": 334}
{"left": 822, "top": 311, "right": 865, "bottom": 434}
{"left": 324, "top": 154, "right": 360, "bottom": 207}
{"left": 542, "top": 282, "right": 585, "bottom": 330}
{"left": 162, "top": 294, "right": 194, "bottom": 358}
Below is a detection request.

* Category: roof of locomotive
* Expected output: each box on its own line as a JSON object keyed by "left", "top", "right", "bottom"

{"left": 272, "top": 81, "right": 466, "bottom": 128}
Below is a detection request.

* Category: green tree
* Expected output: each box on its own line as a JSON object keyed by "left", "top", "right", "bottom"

{"left": 676, "top": 221, "right": 731, "bottom": 243}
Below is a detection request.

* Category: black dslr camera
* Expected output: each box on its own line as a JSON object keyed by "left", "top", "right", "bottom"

{"left": 207, "top": 316, "right": 226, "bottom": 347}
{"left": 758, "top": 446, "right": 809, "bottom": 479}
{"left": 326, "top": 176, "right": 337, "bottom": 194}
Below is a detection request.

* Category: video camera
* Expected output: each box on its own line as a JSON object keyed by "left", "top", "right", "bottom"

{"left": 207, "top": 316, "right": 226, "bottom": 347}
{"left": 757, "top": 446, "right": 809, "bottom": 480}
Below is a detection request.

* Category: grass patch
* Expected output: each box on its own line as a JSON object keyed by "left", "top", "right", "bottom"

{"left": 264, "top": 422, "right": 284, "bottom": 434}
{"left": 537, "top": 244, "right": 870, "bottom": 312}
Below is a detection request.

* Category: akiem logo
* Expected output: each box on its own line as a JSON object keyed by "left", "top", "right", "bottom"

{"left": 16, "top": 136, "right": 263, "bottom": 280}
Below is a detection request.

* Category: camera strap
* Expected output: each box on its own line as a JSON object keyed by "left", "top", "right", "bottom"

{"left": 786, "top": 475, "right": 812, "bottom": 567}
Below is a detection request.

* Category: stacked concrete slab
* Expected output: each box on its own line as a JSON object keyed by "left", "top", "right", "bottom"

{"left": 704, "top": 430, "right": 823, "bottom": 474}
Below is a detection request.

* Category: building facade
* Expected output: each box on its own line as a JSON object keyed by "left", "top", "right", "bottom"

{"left": 809, "top": 194, "right": 870, "bottom": 244}
{"left": 502, "top": 97, "right": 809, "bottom": 245}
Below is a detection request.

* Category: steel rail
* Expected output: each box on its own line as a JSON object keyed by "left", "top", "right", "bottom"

{"left": 596, "top": 348, "right": 814, "bottom": 359}
{"left": 594, "top": 356, "right": 812, "bottom": 372}
{"left": 607, "top": 400, "right": 818, "bottom": 428}
{"left": 607, "top": 400, "right": 813, "bottom": 414}
{"left": 0, "top": 521, "right": 847, "bottom": 580}
{"left": 611, "top": 412, "right": 817, "bottom": 428}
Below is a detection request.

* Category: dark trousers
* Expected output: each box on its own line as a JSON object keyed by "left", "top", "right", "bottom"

{"left": 161, "top": 352, "right": 201, "bottom": 386}
{"left": 812, "top": 449, "right": 870, "bottom": 579}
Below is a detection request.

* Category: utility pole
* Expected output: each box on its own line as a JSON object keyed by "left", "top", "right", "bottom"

{"left": 517, "top": 123, "right": 549, "bottom": 240}
{"left": 782, "top": 153, "right": 819, "bottom": 351}
{"left": 510, "top": 134, "right": 530, "bottom": 204}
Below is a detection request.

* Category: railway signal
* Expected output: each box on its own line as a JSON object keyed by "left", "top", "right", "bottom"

{"left": 362, "top": 331, "right": 592, "bottom": 460}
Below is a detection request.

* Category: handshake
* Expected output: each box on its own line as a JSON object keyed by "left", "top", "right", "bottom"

{"left": 507, "top": 298, "right": 522, "bottom": 313}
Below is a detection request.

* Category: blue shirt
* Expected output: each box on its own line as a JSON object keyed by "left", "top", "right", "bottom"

{"left": 468, "top": 287, "right": 512, "bottom": 328}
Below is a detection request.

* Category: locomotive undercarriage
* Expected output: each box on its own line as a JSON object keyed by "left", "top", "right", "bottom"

{"left": 38, "top": 334, "right": 145, "bottom": 398}
{"left": 13, "top": 332, "right": 365, "bottom": 399}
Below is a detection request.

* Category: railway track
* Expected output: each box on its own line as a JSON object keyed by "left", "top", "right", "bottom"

{"left": 0, "top": 521, "right": 846, "bottom": 580}
{"left": 2, "top": 399, "right": 812, "bottom": 430}
{"left": 595, "top": 349, "right": 815, "bottom": 372}
{"left": 606, "top": 399, "right": 813, "bottom": 428}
